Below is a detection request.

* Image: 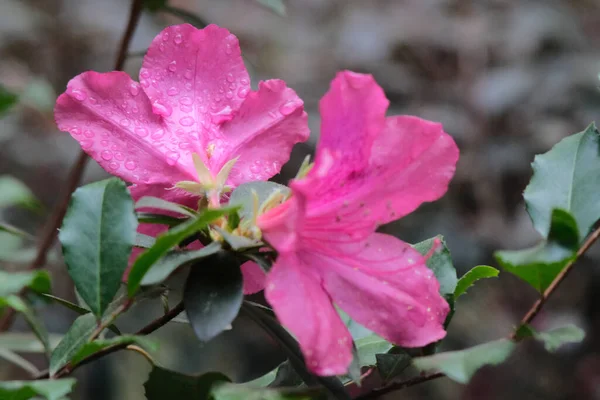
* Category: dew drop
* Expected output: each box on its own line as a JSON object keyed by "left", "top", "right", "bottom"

{"left": 89, "top": 97, "right": 97, "bottom": 105}
{"left": 168, "top": 61, "right": 177, "bottom": 72}
{"left": 159, "top": 43, "right": 165, "bottom": 53}
{"left": 179, "top": 116, "right": 195, "bottom": 126}
{"left": 100, "top": 140, "right": 109, "bottom": 147}
{"left": 115, "top": 152, "right": 125, "bottom": 161}
{"left": 225, "top": 44, "right": 233, "bottom": 55}
{"left": 152, "top": 100, "right": 173, "bottom": 117}
{"left": 240, "top": 78, "right": 249, "bottom": 85}
{"left": 184, "top": 70, "right": 193, "bottom": 80}
{"left": 129, "top": 84, "right": 139, "bottom": 96}
{"left": 167, "top": 87, "right": 179, "bottom": 96}
{"left": 225, "top": 91, "right": 233, "bottom": 99}
{"left": 81, "top": 139, "right": 93, "bottom": 149}
{"left": 71, "top": 89, "right": 87, "bottom": 101}
{"left": 109, "top": 161, "right": 119, "bottom": 170}
{"left": 131, "top": 105, "right": 139, "bottom": 113}
{"left": 119, "top": 119, "right": 130, "bottom": 127}
{"left": 175, "top": 128, "right": 185, "bottom": 136}
{"left": 151, "top": 129, "right": 165, "bottom": 140}
{"left": 162, "top": 31, "right": 170, "bottom": 41}
{"left": 84, "top": 130, "right": 95, "bottom": 138}
{"left": 101, "top": 150, "right": 113, "bottom": 160}
{"left": 237, "top": 87, "right": 249, "bottom": 98}
{"left": 140, "top": 80, "right": 150, "bottom": 88}
{"left": 179, "top": 96, "right": 192, "bottom": 105}
{"left": 140, "top": 69, "right": 150, "bottom": 79}
{"left": 166, "top": 151, "right": 180, "bottom": 165}
{"left": 174, "top": 34, "right": 183, "bottom": 44}
{"left": 180, "top": 104, "right": 193, "bottom": 113}
{"left": 226, "top": 73, "right": 235, "bottom": 83}
{"left": 279, "top": 100, "right": 299, "bottom": 116}
{"left": 70, "top": 127, "right": 81, "bottom": 136}
{"left": 135, "top": 127, "right": 149, "bottom": 137}
{"left": 125, "top": 160, "right": 136, "bottom": 170}
{"left": 268, "top": 111, "right": 278, "bottom": 119}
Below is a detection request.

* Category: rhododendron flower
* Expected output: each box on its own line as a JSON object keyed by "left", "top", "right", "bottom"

{"left": 258, "top": 71, "right": 459, "bottom": 375}
{"left": 54, "top": 24, "right": 310, "bottom": 293}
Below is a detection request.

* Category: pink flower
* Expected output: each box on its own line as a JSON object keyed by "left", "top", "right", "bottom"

{"left": 54, "top": 24, "right": 309, "bottom": 293}
{"left": 258, "top": 71, "right": 459, "bottom": 375}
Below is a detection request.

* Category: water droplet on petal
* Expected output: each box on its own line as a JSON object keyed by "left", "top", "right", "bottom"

{"left": 151, "top": 129, "right": 165, "bottom": 140}
{"left": 81, "top": 139, "right": 93, "bottom": 149}
{"left": 84, "top": 130, "right": 95, "bottom": 138}
{"left": 152, "top": 100, "right": 173, "bottom": 117}
{"left": 71, "top": 89, "right": 87, "bottom": 101}
{"left": 168, "top": 61, "right": 177, "bottom": 72}
{"left": 174, "top": 34, "right": 183, "bottom": 44}
{"left": 179, "top": 116, "right": 195, "bottom": 126}
{"left": 240, "top": 78, "right": 249, "bottom": 85}
{"left": 109, "top": 161, "right": 119, "bottom": 170}
{"left": 115, "top": 152, "right": 125, "bottom": 161}
{"left": 89, "top": 97, "right": 97, "bottom": 105}
{"left": 179, "top": 142, "right": 191, "bottom": 150}
{"left": 175, "top": 129, "right": 185, "bottom": 136}
{"left": 180, "top": 104, "right": 193, "bottom": 113}
{"left": 225, "top": 91, "right": 233, "bottom": 99}
{"left": 101, "top": 150, "right": 113, "bottom": 160}
{"left": 70, "top": 128, "right": 81, "bottom": 136}
{"left": 119, "top": 119, "right": 130, "bottom": 127}
{"left": 125, "top": 160, "right": 136, "bottom": 170}
{"left": 159, "top": 43, "right": 165, "bottom": 52}
{"left": 129, "top": 84, "right": 139, "bottom": 96}
{"left": 140, "top": 69, "right": 150, "bottom": 79}
{"left": 226, "top": 73, "right": 235, "bottom": 83}
{"left": 269, "top": 111, "right": 278, "bottom": 119}
{"left": 279, "top": 100, "right": 299, "bottom": 116}
{"left": 184, "top": 70, "right": 193, "bottom": 80}
{"left": 166, "top": 151, "right": 180, "bottom": 165}
{"left": 237, "top": 87, "right": 249, "bottom": 98}
{"left": 135, "top": 127, "right": 149, "bottom": 137}
{"left": 162, "top": 31, "right": 170, "bottom": 41}
{"left": 179, "top": 96, "right": 192, "bottom": 105}
{"left": 167, "top": 87, "right": 179, "bottom": 96}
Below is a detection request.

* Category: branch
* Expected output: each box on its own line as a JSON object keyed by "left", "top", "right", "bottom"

{"left": 354, "top": 224, "right": 600, "bottom": 399}
{"left": 0, "top": 0, "right": 144, "bottom": 333}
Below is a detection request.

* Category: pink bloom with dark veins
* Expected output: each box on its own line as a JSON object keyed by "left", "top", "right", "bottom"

{"left": 54, "top": 24, "right": 310, "bottom": 293}
{"left": 258, "top": 71, "right": 459, "bottom": 375}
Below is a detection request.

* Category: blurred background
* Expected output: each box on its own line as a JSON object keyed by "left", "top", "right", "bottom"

{"left": 1, "top": 0, "right": 600, "bottom": 398}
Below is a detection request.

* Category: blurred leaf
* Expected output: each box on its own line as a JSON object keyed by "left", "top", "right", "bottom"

{"left": 353, "top": 335, "right": 393, "bottom": 367}
{"left": 136, "top": 196, "right": 196, "bottom": 217}
{"left": 0, "top": 348, "right": 39, "bottom": 375}
{"left": 0, "top": 296, "right": 50, "bottom": 357}
{"left": 0, "top": 270, "right": 51, "bottom": 297}
{"left": 413, "top": 339, "right": 515, "bottom": 384}
{"left": 0, "top": 379, "right": 76, "bottom": 400}
{"left": 228, "top": 210, "right": 241, "bottom": 230}
{"left": 214, "top": 226, "right": 262, "bottom": 250}
{"left": 0, "top": 175, "right": 41, "bottom": 211}
{"left": 524, "top": 123, "right": 600, "bottom": 241}
{"left": 136, "top": 233, "right": 157, "bottom": 249}
{"left": 268, "top": 361, "right": 303, "bottom": 388}
{"left": 0, "top": 222, "right": 31, "bottom": 238}
{"left": 128, "top": 207, "right": 234, "bottom": 296}
{"left": 137, "top": 212, "right": 184, "bottom": 227}
{"left": 454, "top": 266, "right": 499, "bottom": 299}
{"left": 162, "top": 5, "right": 209, "bottom": 28}
{"left": 59, "top": 178, "right": 137, "bottom": 317}
{"left": 49, "top": 313, "right": 97, "bottom": 376}
{"left": 70, "top": 335, "right": 157, "bottom": 366}
{"left": 0, "top": 333, "right": 63, "bottom": 353}
{"left": 144, "top": 367, "right": 230, "bottom": 400}
{"left": 495, "top": 209, "right": 578, "bottom": 292}
{"left": 40, "top": 293, "right": 121, "bottom": 335}
{"left": 184, "top": 250, "right": 243, "bottom": 342}
{"left": 229, "top": 182, "right": 290, "bottom": 221}
{"left": 376, "top": 351, "right": 411, "bottom": 383}
{"left": 141, "top": 241, "right": 222, "bottom": 286}
{"left": 0, "top": 85, "right": 18, "bottom": 116}
{"left": 413, "top": 235, "right": 457, "bottom": 297}
{"left": 255, "top": 0, "right": 286, "bottom": 16}
{"left": 142, "top": 0, "right": 167, "bottom": 12}
{"left": 516, "top": 324, "right": 585, "bottom": 352}
{"left": 213, "top": 383, "right": 325, "bottom": 400}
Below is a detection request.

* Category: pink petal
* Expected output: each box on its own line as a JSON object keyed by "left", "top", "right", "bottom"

{"left": 257, "top": 197, "right": 301, "bottom": 253}
{"left": 321, "top": 233, "right": 448, "bottom": 347}
{"left": 140, "top": 24, "right": 250, "bottom": 167}
{"left": 54, "top": 71, "right": 196, "bottom": 184}
{"left": 218, "top": 80, "right": 310, "bottom": 186}
{"left": 265, "top": 253, "right": 353, "bottom": 375}
{"left": 241, "top": 261, "right": 266, "bottom": 294}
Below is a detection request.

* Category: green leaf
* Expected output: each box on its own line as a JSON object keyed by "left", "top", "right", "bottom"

{"left": 376, "top": 351, "right": 412, "bottom": 383}
{"left": 0, "top": 296, "right": 50, "bottom": 357}
{"left": 49, "top": 313, "right": 97, "bottom": 376}
{"left": 141, "top": 241, "right": 222, "bottom": 286}
{"left": 144, "top": 367, "right": 230, "bottom": 400}
{"left": 454, "top": 266, "right": 499, "bottom": 299}
{"left": 184, "top": 250, "right": 243, "bottom": 341}
{"left": 213, "top": 383, "right": 323, "bottom": 400}
{"left": 0, "top": 85, "right": 18, "bottom": 115}
{"left": 413, "top": 339, "right": 515, "bottom": 384}
{"left": 255, "top": 0, "right": 286, "bottom": 16}
{"left": 214, "top": 226, "right": 262, "bottom": 250}
{"left": 136, "top": 196, "right": 196, "bottom": 217}
{"left": 524, "top": 123, "right": 600, "bottom": 241}
{"left": 0, "top": 348, "right": 40, "bottom": 375}
{"left": 0, "top": 175, "right": 40, "bottom": 211}
{"left": 0, "top": 379, "right": 76, "bottom": 400}
{"left": 0, "top": 333, "right": 63, "bottom": 353}
{"left": 0, "top": 270, "right": 51, "bottom": 297}
{"left": 267, "top": 361, "right": 303, "bottom": 388}
{"left": 229, "top": 181, "right": 290, "bottom": 221}
{"left": 59, "top": 178, "right": 137, "bottom": 317}
{"left": 128, "top": 207, "right": 234, "bottom": 296}
{"left": 413, "top": 235, "right": 457, "bottom": 297}
{"left": 137, "top": 212, "right": 185, "bottom": 227}
{"left": 0, "top": 222, "right": 31, "bottom": 238}
{"left": 142, "top": 0, "right": 167, "bottom": 12}
{"left": 517, "top": 324, "right": 585, "bottom": 352}
{"left": 353, "top": 335, "right": 393, "bottom": 367}
{"left": 70, "top": 335, "right": 157, "bottom": 366}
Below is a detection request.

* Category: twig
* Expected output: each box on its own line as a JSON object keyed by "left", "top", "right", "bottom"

{"left": 126, "top": 344, "right": 157, "bottom": 366}
{"left": 0, "top": 0, "right": 144, "bottom": 333}
{"left": 36, "top": 302, "right": 184, "bottom": 380}
{"left": 354, "top": 224, "right": 600, "bottom": 399}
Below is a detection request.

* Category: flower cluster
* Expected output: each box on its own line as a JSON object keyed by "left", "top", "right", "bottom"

{"left": 55, "top": 24, "right": 459, "bottom": 376}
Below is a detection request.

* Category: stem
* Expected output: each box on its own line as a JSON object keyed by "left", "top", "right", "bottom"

{"left": 354, "top": 225, "right": 600, "bottom": 399}
{"left": 126, "top": 344, "right": 156, "bottom": 366}
{"left": 89, "top": 300, "right": 132, "bottom": 342}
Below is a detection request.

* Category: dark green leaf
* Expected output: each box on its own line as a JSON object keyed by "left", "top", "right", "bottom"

{"left": 0, "top": 270, "right": 51, "bottom": 297}
{"left": 142, "top": 0, "right": 167, "bottom": 12}
{"left": 141, "top": 241, "right": 222, "bottom": 286}
{"left": 413, "top": 235, "right": 457, "bottom": 297}
{"left": 228, "top": 210, "right": 241, "bottom": 231}
{"left": 229, "top": 181, "right": 290, "bottom": 221}
{"left": 255, "top": 0, "right": 286, "bottom": 16}
{"left": 0, "top": 85, "right": 18, "bottom": 115}
{"left": 59, "top": 178, "right": 137, "bottom": 316}
{"left": 144, "top": 367, "right": 230, "bottom": 400}
{"left": 213, "top": 383, "right": 324, "bottom": 400}
{"left": 137, "top": 212, "right": 184, "bottom": 227}
{"left": 454, "top": 265, "right": 499, "bottom": 299}
{"left": 0, "top": 296, "right": 50, "bottom": 357}
{"left": 128, "top": 207, "right": 233, "bottom": 296}
{"left": 70, "top": 335, "right": 157, "bottom": 366}
{"left": 413, "top": 339, "right": 515, "bottom": 384}
{"left": 49, "top": 313, "right": 97, "bottom": 376}
{"left": 268, "top": 361, "right": 304, "bottom": 388}
{"left": 547, "top": 209, "right": 580, "bottom": 249}
{"left": 0, "top": 379, "right": 76, "bottom": 400}
{"left": 376, "top": 351, "right": 411, "bottom": 383}
{"left": 136, "top": 196, "right": 196, "bottom": 217}
{"left": 0, "top": 175, "right": 41, "bottom": 211}
{"left": 524, "top": 123, "right": 600, "bottom": 241}
{"left": 184, "top": 250, "right": 243, "bottom": 341}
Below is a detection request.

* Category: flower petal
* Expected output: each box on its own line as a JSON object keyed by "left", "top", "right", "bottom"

{"left": 321, "top": 233, "right": 449, "bottom": 347}
{"left": 265, "top": 253, "right": 353, "bottom": 375}
{"left": 241, "top": 261, "right": 266, "bottom": 294}
{"left": 218, "top": 80, "right": 310, "bottom": 186}
{"left": 54, "top": 71, "right": 196, "bottom": 184}
{"left": 140, "top": 24, "right": 250, "bottom": 166}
